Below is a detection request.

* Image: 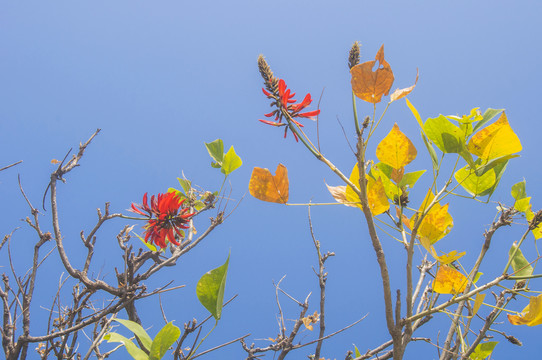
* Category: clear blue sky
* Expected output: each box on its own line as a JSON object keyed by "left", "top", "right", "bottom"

{"left": 1, "top": 1, "right": 541, "bottom": 358}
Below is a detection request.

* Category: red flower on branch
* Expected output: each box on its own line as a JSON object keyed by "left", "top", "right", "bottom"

{"left": 259, "top": 78, "right": 320, "bottom": 141}
{"left": 130, "top": 192, "right": 195, "bottom": 249}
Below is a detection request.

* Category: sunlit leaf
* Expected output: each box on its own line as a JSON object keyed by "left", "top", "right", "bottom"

{"left": 454, "top": 164, "right": 497, "bottom": 197}
{"left": 416, "top": 189, "right": 453, "bottom": 246}
{"left": 301, "top": 311, "right": 319, "bottom": 331}
{"left": 433, "top": 249, "right": 465, "bottom": 265}
{"left": 511, "top": 180, "right": 527, "bottom": 200}
{"left": 376, "top": 123, "right": 417, "bottom": 169}
{"left": 474, "top": 154, "right": 518, "bottom": 177}
{"left": 433, "top": 265, "right": 467, "bottom": 294}
{"left": 472, "top": 108, "right": 505, "bottom": 133}
{"left": 472, "top": 293, "right": 486, "bottom": 317}
{"left": 468, "top": 112, "right": 522, "bottom": 160}
{"left": 350, "top": 45, "right": 394, "bottom": 103}
{"left": 508, "top": 243, "right": 533, "bottom": 278}
{"left": 354, "top": 345, "right": 362, "bottom": 357}
{"left": 205, "top": 139, "right": 224, "bottom": 167}
{"left": 104, "top": 333, "right": 148, "bottom": 360}
{"left": 508, "top": 294, "right": 542, "bottom": 326}
{"left": 221, "top": 146, "right": 242, "bottom": 176}
{"left": 196, "top": 254, "right": 230, "bottom": 320}
{"left": 526, "top": 207, "right": 542, "bottom": 239}
{"left": 367, "top": 177, "right": 389, "bottom": 215}
{"left": 470, "top": 341, "right": 498, "bottom": 360}
{"left": 177, "top": 178, "right": 192, "bottom": 195}
{"left": 424, "top": 115, "right": 466, "bottom": 154}
{"left": 390, "top": 69, "right": 418, "bottom": 103}
{"left": 325, "top": 184, "right": 358, "bottom": 208}
{"left": 133, "top": 232, "right": 158, "bottom": 252}
{"left": 149, "top": 322, "right": 181, "bottom": 360}
{"left": 114, "top": 319, "right": 153, "bottom": 352}
{"left": 370, "top": 164, "right": 401, "bottom": 200}
{"left": 398, "top": 170, "right": 426, "bottom": 189}
{"left": 345, "top": 163, "right": 361, "bottom": 206}
{"left": 249, "top": 164, "right": 289, "bottom": 204}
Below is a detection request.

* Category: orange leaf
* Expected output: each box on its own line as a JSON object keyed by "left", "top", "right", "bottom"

{"left": 390, "top": 167, "right": 404, "bottom": 183}
{"left": 51, "top": 159, "right": 61, "bottom": 164}
{"left": 302, "top": 311, "right": 320, "bottom": 331}
{"left": 390, "top": 68, "right": 419, "bottom": 102}
{"left": 350, "top": 45, "right": 394, "bottom": 104}
{"left": 508, "top": 294, "right": 542, "bottom": 326}
{"left": 376, "top": 123, "right": 417, "bottom": 169}
{"left": 249, "top": 164, "right": 289, "bottom": 204}
{"left": 433, "top": 265, "right": 467, "bottom": 294}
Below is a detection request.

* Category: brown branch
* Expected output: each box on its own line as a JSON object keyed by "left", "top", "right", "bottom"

{"left": 0, "top": 161, "right": 22, "bottom": 172}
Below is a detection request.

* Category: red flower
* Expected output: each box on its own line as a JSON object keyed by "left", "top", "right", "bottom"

{"left": 259, "top": 78, "right": 320, "bottom": 141}
{"left": 130, "top": 192, "right": 195, "bottom": 249}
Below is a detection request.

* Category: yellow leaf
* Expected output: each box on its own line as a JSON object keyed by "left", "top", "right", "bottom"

{"left": 433, "top": 265, "right": 467, "bottom": 294}
{"left": 508, "top": 294, "right": 542, "bottom": 326}
{"left": 367, "top": 177, "right": 390, "bottom": 215}
{"left": 350, "top": 45, "right": 394, "bottom": 104}
{"left": 390, "top": 68, "right": 419, "bottom": 102}
{"left": 467, "top": 112, "right": 522, "bottom": 160}
{"left": 433, "top": 249, "right": 466, "bottom": 265}
{"left": 526, "top": 206, "right": 542, "bottom": 239}
{"left": 376, "top": 123, "right": 417, "bottom": 169}
{"left": 249, "top": 164, "right": 289, "bottom": 204}
{"left": 472, "top": 293, "right": 486, "bottom": 316}
{"left": 302, "top": 311, "right": 319, "bottom": 331}
{"left": 390, "top": 167, "right": 404, "bottom": 184}
{"left": 346, "top": 163, "right": 389, "bottom": 215}
{"left": 325, "top": 184, "right": 358, "bottom": 208}
{"left": 414, "top": 189, "right": 453, "bottom": 246}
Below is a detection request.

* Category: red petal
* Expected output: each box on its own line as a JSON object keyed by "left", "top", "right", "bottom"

{"left": 278, "top": 79, "right": 286, "bottom": 96}
{"left": 259, "top": 119, "right": 283, "bottom": 126}
{"left": 298, "top": 110, "right": 320, "bottom": 118}
{"left": 262, "top": 88, "right": 271, "bottom": 96}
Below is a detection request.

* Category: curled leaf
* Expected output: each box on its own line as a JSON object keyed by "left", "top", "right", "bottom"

{"left": 508, "top": 294, "right": 542, "bottom": 326}
{"left": 325, "top": 184, "right": 358, "bottom": 208}
{"left": 350, "top": 45, "right": 394, "bottom": 103}
{"left": 302, "top": 311, "right": 319, "bottom": 331}
{"left": 249, "top": 164, "right": 289, "bottom": 204}
{"left": 390, "top": 68, "right": 419, "bottom": 102}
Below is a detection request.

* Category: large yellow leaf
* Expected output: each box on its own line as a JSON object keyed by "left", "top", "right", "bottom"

{"left": 467, "top": 112, "right": 522, "bottom": 160}
{"left": 345, "top": 163, "right": 389, "bottom": 215}
{"left": 414, "top": 189, "right": 453, "bottom": 246}
{"left": 508, "top": 294, "right": 542, "bottom": 326}
{"left": 249, "top": 164, "right": 289, "bottom": 204}
{"left": 433, "top": 265, "right": 467, "bottom": 294}
{"left": 376, "top": 123, "right": 417, "bottom": 169}
{"left": 350, "top": 45, "right": 394, "bottom": 104}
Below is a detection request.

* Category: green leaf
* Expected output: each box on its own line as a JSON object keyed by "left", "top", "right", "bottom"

{"left": 177, "top": 178, "right": 192, "bottom": 195}
{"left": 422, "top": 131, "right": 439, "bottom": 169}
{"left": 473, "top": 272, "right": 483, "bottom": 284}
{"left": 484, "top": 160, "right": 508, "bottom": 200}
{"left": 197, "top": 254, "right": 230, "bottom": 320}
{"left": 424, "top": 115, "right": 466, "bottom": 154}
{"left": 370, "top": 165, "right": 400, "bottom": 200}
{"left": 472, "top": 108, "right": 504, "bottom": 133}
{"left": 168, "top": 188, "right": 187, "bottom": 201}
{"left": 205, "top": 139, "right": 224, "bottom": 166}
{"left": 511, "top": 180, "right": 527, "bottom": 200}
{"left": 470, "top": 341, "right": 498, "bottom": 360}
{"left": 474, "top": 154, "right": 518, "bottom": 177}
{"left": 105, "top": 333, "right": 149, "bottom": 360}
{"left": 454, "top": 164, "right": 497, "bottom": 197}
{"left": 149, "top": 322, "right": 181, "bottom": 360}
{"left": 114, "top": 319, "right": 153, "bottom": 352}
{"left": 221, "top": 146, "right": 242, "bottom": 176}
{"left": 398, "top": 170, "right": 426, "bottom": 189}
{"left": 133, "top": 232, "right": 158, "bottom": 252}
{"left": 509, "top": 243, "right": 533, "bottom": 278}
{"left": 354, "top": 344, "right": 361, "bottom": 357}
{"left": 514, "top": 197, "right": 531, "bottom": 213}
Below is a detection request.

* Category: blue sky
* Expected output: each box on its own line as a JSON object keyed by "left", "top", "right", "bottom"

{"left": 1, "top": 1, "right": 541, "bottom": 358}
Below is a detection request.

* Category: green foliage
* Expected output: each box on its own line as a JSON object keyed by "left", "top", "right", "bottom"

{"left": 196, "top": 254, "right": 230, "bottom": 320}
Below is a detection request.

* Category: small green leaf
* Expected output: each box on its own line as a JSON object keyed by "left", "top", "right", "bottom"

{"left": 474, "top": 154, "right": 518, "bottom": 177}
{"left": 197, "top": 254, "right": 230, "bottom": 320}
{"left": 473, "top": 272, "right": 483, "bottom": 284}
{"left": 509, "top": 243, "right": 533, "bottom": 278}
{"left": 424, "top": 115, "right": 466, "bottom": 154}
{"left": 194, "top": 200, "right": 205, "bottom": 211}
{"left": 133, "top": 232, "right": 158, "bottom": 252}
{"left": 472, "top": 108, "right": 504, "bottom": 133}
{"left": 149, "top": 322, "right": 181, "bottom": 360}
{"left": 398, "top": 170, "right": 426, "bottom": 189}
{"left": 205, "top": 139, "right": 224, "bottom": 166}
{"left": 469, "top": 341, "right": 498, "bottom": 360}
{"left": 422, "top": 131, "right": 439, "bottom": 169}
{"left": 221, "top": 146, "right": 242, "bottom": 176}
{"left": 168, "top": 188, "right": 187, "bottom": 201}
{"left": 511, "top": 180, "right": 527, "bottom": 200}
{"left": 105, "top": 332, "right": 149, "bottom": 360}
{"left": 354, "top": 344, "right": 361, "bottom": 357}
{"left": 177, "top": 178, "right": 192, "bottom": 194}
{"left": 114, "top": 319, "right": 153, "bottom": 352}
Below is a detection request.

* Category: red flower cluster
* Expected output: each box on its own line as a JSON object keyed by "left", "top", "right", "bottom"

{"left": 260, "top": 79, "right": 320, "bottom": 141}
{"left": 130, "top": 192, "right": 194, "bottom": 249}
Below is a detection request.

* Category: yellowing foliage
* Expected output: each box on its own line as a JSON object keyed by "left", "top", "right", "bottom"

{"left": 508, "top": 294, "right": 542, "bottom": 326}
{"left": 376, "top": 123, "right": 417, "bottom": 170}
{"left": 416, "top": 190, "right": 453, "bottom": 247}
{"left": 249, "top": 164, "right": 289, "bottom": 204}
{"left": 433, "top": 265, "right": 467, "bottom": 294}
{"left": 467, "top": 112, "right": 522, "bottom": 160}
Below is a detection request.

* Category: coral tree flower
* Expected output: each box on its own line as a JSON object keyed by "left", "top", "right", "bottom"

{"left": 258, "top": 56, "right": 320, "bottom": 141}
{"left": 130, "top": 192, "right": 194, "bottom": 249}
